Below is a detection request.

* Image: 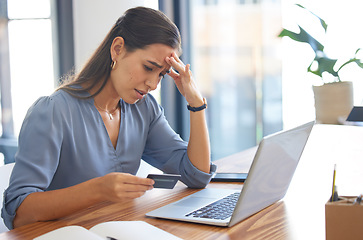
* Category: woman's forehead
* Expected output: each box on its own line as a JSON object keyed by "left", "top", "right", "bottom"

{"left": 139, "top": 44, "right": 177, "bottom": 64}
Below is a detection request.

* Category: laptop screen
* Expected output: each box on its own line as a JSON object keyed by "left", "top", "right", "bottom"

{"left": 229, "top": 121, "right": 314, "bottom": 226}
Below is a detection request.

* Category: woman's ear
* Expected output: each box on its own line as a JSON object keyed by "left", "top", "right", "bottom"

{"left": 110, "top": 37, "right": 125, "bottom": 60}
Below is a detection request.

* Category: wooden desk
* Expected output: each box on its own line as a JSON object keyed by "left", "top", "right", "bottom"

{"left": 1, "top": 124, "right": 363, "bottom": 239}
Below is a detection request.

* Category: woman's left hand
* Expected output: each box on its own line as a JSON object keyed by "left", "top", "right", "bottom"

{"left": 165, "top": 52, "right": 204, "bottom": 107}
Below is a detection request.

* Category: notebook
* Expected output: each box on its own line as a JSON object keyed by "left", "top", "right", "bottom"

{"left": 146, "top": 121, "right": 314, "bottom": 227}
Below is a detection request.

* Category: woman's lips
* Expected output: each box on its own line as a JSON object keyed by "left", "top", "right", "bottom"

{"left": 135, "top": 89, "right": 146, "bottom": 99}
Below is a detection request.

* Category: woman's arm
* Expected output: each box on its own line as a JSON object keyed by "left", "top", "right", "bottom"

{"left": 188, "top": 107, "right": 210, "bottom": 173}
{"left": 13, "top": 173, "right": 153, "bottom": 228}
{"left": 166, "top": 53, "right": 211, "bottom": 173}
{"left": 187, "top": 107, "right": 210, "bottom": 173}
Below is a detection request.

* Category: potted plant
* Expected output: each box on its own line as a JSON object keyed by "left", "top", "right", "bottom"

{"left": 278, "top": 4, "right": 363, "bottom": 124}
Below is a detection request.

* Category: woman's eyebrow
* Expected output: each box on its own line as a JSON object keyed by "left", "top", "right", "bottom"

{"left": 147, "top": 60, "right": 170, "bottom": 73}
{"left": 147, "top": 60, "right": 162, "bottom": 68}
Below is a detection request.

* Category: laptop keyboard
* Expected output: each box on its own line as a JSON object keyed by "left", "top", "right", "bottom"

{"left": 185, "top": 192, "right": 240, "bottom": 220}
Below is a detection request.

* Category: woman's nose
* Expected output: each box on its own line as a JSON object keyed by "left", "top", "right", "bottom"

{"left": 146, "top": 77, "right": 159, "bottom": 91}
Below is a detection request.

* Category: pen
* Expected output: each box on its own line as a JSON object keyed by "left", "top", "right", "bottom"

{"left": 353, "top": 194, "right": 362, "bottom": 205}
{"left": 331, "top": 164, "right": 337, "bottom": 202}
{"left": 107, "top": 237, "right": 118, "bottom": 240}
{"left": 332, "top": 186, "right": 339, "bottom": 202}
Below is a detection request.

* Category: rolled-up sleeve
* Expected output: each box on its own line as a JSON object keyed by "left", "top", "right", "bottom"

{"left": 1, "top": 95, "right": 64, "bottom": 229}
{"left": 141, "top": 96, "right": 216, "bottom": 188}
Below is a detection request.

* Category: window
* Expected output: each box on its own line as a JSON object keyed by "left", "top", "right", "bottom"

{"left": 0, "top": 0, "right": 56, "bottom": 165}
{"left": 6, "top": 0, "right": 56, "bottom": 136}
{"left": 189, "top": 0, "right": 283, "bottom": 160}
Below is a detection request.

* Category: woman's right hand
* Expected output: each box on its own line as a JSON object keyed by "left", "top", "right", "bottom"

{"left": 97, "top": 172, "right": 154, "bottom": 202}
{"left": 13, "top": 172, "right": 154, "bottom": 228}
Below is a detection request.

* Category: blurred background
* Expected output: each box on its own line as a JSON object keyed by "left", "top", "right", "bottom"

{"left": 0, "top": 0, "right": 362, "bottom": 165}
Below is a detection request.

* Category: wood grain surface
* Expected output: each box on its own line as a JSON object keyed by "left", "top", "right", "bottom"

{"left": 2, "top": 124, "right": 363, "bottom": 239}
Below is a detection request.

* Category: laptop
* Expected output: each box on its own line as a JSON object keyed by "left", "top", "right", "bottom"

{"left": 146, "top": 121, "right": 314, "bottom": 227}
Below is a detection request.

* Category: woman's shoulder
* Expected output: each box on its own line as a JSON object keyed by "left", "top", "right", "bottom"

{"left": 28, "top": 90, "right": 84, "bottom": 117}
{"left": 50, "top": 88, "right": 83, "bottom": 102}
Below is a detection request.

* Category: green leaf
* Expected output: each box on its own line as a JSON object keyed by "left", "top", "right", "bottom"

{"left": 278, "top": 5, "right": 363, "bottom": 82}
{"left": 337, "top": 48, "right": 363, "bottom": 72}
{"left": 308, "top": 54, "right": 338, "bottom": 78}
{"left": 338, "top": 58, "right": 363, "bottom": 71}
{"left": 354, "top": 59, "right": 363, "bottom": 69}
{"left": 278, "top": 26, "right": 324, "bottom": 52}
{"left": 296, "top": 4, "right": 328, "bottom": 32}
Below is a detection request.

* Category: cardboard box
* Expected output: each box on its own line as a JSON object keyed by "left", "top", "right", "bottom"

{"left": 325, "top": 197, "right": 363, "bottom": 240}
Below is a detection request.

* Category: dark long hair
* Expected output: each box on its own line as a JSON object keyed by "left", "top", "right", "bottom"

{"left": 58, "top": 7, "right": 181, "bottom": 99}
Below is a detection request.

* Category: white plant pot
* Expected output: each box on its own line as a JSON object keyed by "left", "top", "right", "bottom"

{"left": 313, "top": 81, "right": 353, "bottom": 124}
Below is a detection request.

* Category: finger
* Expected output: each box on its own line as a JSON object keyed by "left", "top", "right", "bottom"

{"left": 166, "top": 57, "right": 185, "bottom": 74}
{"left": 172, "top": 52, "right": 184, "bottom": 64}
{"left": 167, "top": 68, "right": 180, "bottom": 79}
{"left": 123, "top": 182, "right": 154, "bottom": 192}
{"left": 122, "top": 191, "right": 148, "bottom": 200}
{"left": 120, "top": 173, "right": 154, "bottom": 186}
{"left": 113, "top": 181, "right": 153, "bottom": 198}
{"left": 185, "top": 64, "right": 191, "bottom": 74}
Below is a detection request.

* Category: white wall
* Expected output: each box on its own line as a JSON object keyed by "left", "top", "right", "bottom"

{"left": 72, "top": 0, "right": 154, "bottom": 71}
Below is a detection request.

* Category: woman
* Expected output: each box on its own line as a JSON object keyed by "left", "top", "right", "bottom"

{"left": 1, "top": 7, "right": 215, "bottom": 229}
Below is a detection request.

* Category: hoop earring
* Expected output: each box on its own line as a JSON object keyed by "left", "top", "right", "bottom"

{"left": 111, "top": 61, "right": 116, "bottom": 70}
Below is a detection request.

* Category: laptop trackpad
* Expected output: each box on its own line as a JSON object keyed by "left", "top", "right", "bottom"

{"left": 174, "top": 197, "right": 216, "bottom": 207}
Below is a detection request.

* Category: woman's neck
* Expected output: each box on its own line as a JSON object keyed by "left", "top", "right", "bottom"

{"left": 85, "top": 80, "right": 120, "bottom": 111}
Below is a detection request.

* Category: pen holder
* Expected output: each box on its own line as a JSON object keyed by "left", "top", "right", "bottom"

{"left": 325, "top": 196, "right": 363, "bottom": 240}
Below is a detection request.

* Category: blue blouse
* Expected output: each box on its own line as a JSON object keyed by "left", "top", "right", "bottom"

{"left": 1, "top": 89, "right": 216, "bottom": 229}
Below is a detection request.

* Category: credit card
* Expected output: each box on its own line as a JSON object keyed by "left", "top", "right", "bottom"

{"left": 147, "top": 174, "right": 181, "bottom": 189}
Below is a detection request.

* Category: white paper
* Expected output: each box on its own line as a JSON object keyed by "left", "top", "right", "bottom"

{"left": 33, "top": 221, "right": 182, "bottom": 240}
{"left": 34, "top": 225, "right": 102, "bottom": 240}
{"left": 90, "top": 221, "right": 182, "bottom": 240}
